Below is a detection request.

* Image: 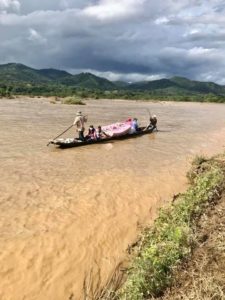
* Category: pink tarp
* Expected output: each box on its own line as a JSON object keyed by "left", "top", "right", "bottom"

{"left": 102, "top": 121, "right": 131, "bottom": 137}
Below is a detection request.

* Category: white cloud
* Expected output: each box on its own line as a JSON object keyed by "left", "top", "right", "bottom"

{"left": 83, "top": 0, "right": 146, "bottom": 21}
{"left": 0, "top": 0, "right": 20, "bottom": 11}
{"left": 28, "top": 28, "right": 47, "bottom": 44}
{"left": 183, "top": 29, "right": 200, "bottom": 37}
{"left": 154, "top": 17, "right": 169, "bottom": 25}
{"left": 188, "top": 47, "right": 213, "bottom": 56}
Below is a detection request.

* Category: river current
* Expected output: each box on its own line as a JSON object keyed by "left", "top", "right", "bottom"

{"left": 0, "top": 98, "right": 225, "bottom": 300}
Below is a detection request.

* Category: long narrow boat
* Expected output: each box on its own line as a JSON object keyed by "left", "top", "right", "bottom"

{"left": 49, "top": 126, "right": 156, "bottom": 149}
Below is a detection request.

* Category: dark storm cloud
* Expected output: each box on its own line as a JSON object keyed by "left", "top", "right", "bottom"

{"left": 1, "top": 0, "right": 225, "bottom": 83}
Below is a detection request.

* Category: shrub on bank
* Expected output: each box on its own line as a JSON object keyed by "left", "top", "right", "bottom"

{"left": 119, "top": 158, "right": 224, "bottom": 300}
{"left": 62, "top": 96, "right": 86, "bottom": 105}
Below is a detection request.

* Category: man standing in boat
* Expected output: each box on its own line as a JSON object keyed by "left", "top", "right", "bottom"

{"left": 73, "top": 111, "right": 87, "bottom": 141}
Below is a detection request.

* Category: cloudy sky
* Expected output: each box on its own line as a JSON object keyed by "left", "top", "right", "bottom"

{"left": 0, "top": 0, "right": 225, "bottom": 83}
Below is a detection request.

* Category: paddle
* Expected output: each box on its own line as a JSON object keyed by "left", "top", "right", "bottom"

{"left": 47, "top": 124, "right": 73, "bottom": 146}
{"left": 145, "top": 108, "right": 158, "bottom": 131}
{"left": 146, "top": 108, "right": 152, "bottom": 118}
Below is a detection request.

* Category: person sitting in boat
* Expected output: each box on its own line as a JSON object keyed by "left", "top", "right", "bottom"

{"left": 86, "top": 125, "right": 97, "bottom": 141}
{"left": 129, "top": 118, "right": 140, "bottom": 134}
{"left": 96, "top": 125, "right": 107, "bottom": 139}
{"left": 146, "top": 115, "right": 157, "bottom": 130}
{"left": 73, "top": 111, "right": 87, "bottom": 141}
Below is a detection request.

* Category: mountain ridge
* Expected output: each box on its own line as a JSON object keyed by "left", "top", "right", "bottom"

{"left": 0, "top": 63, "right": 225, "bottom": 97}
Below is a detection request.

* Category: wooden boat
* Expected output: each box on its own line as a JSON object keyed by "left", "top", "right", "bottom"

{"left": 49, "top": 126, "right": 156, "bottom": 149}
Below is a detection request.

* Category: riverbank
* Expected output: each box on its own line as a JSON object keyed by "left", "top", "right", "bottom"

{"left": 113, "top": 154, "right": 225, "bottom": 300}
{"left": 1, "top": 93, "right": 225, "bottom": 104}
{"left": 162, "top": 159, "right": 225, "bottom": 300}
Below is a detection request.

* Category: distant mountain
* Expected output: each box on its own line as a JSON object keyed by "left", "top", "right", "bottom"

{"left": 0, "top": 63, "right": 50, "bottom": 83}
{"left": 169, "top": 76, "right": 225, "bottom": 94}
{"left": 113, "top": 81, "right": 130, "bottom": 88}
{"left": 128, "top": 79, "right": 176, "bottom": 90}
{"left": 38, "top": 68, "right": 71, "bottom": 80}
{"left": 127, "top": 76, "right": 225, "bottom": 95}
{"left": 60, "top": 72, "right": 116, "bottom": 89}
{"left": 0, "top": 63, "right": 225, "bottom": 96}
{"left": 0, "top": 63, "right": 115, "bottom": 90}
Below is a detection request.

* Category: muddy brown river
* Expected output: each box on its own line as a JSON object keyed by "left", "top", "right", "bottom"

{"left": 0, "top": 98, "right": 225, "bottom": 300}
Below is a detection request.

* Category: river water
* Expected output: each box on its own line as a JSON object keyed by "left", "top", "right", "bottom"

{"left": 0, "top": 98, "right": 225, "bottom": 300}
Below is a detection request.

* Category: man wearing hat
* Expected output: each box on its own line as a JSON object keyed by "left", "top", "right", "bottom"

{"left": 73, "top": 111, "right": 87, "bottom": 141}
{"left": 146, "top": 115, "right": 157, "bottom": 130}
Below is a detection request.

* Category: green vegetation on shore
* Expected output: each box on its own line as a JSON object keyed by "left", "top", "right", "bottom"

{"left": 117, "top": 155, "right": 224, "bottom": 300}
{"left": 1, "top": 63, "right": 225, "bottom": 103}
{"left": 62, "top": 96, "right": 86, "bottom": 105}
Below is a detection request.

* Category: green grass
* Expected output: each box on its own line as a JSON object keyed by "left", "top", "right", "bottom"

{"left": 118, "top": 157, "right": 224, "bottom": 300}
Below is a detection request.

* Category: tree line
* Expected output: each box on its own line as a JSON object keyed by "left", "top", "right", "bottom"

{"left": 1, "top": 83, "right": 225, "bottom": 103}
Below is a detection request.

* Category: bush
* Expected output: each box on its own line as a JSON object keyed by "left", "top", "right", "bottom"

{"left": 187, "top": 155, "right": 211, "bottom": 184}
{"left": 62, "top": 96, "right": 86, "bottom": 105}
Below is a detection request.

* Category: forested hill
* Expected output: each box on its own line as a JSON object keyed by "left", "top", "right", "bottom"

{"left": 0, "top": 63, "right": 115, "bottom": 89}
{"left": 0, "top": 63, "right": 225, "bottom": 102}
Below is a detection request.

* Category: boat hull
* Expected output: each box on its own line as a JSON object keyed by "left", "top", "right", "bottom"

{"left": 49, "top": 127, "right": 156, "bottom": 149}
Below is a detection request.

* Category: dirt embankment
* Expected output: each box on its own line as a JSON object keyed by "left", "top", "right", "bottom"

{"left": 161, "top": 157, "right": 225, "bottom": 300}
{"left": 117, "top": 154, "right": 225, "bottom": 300}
